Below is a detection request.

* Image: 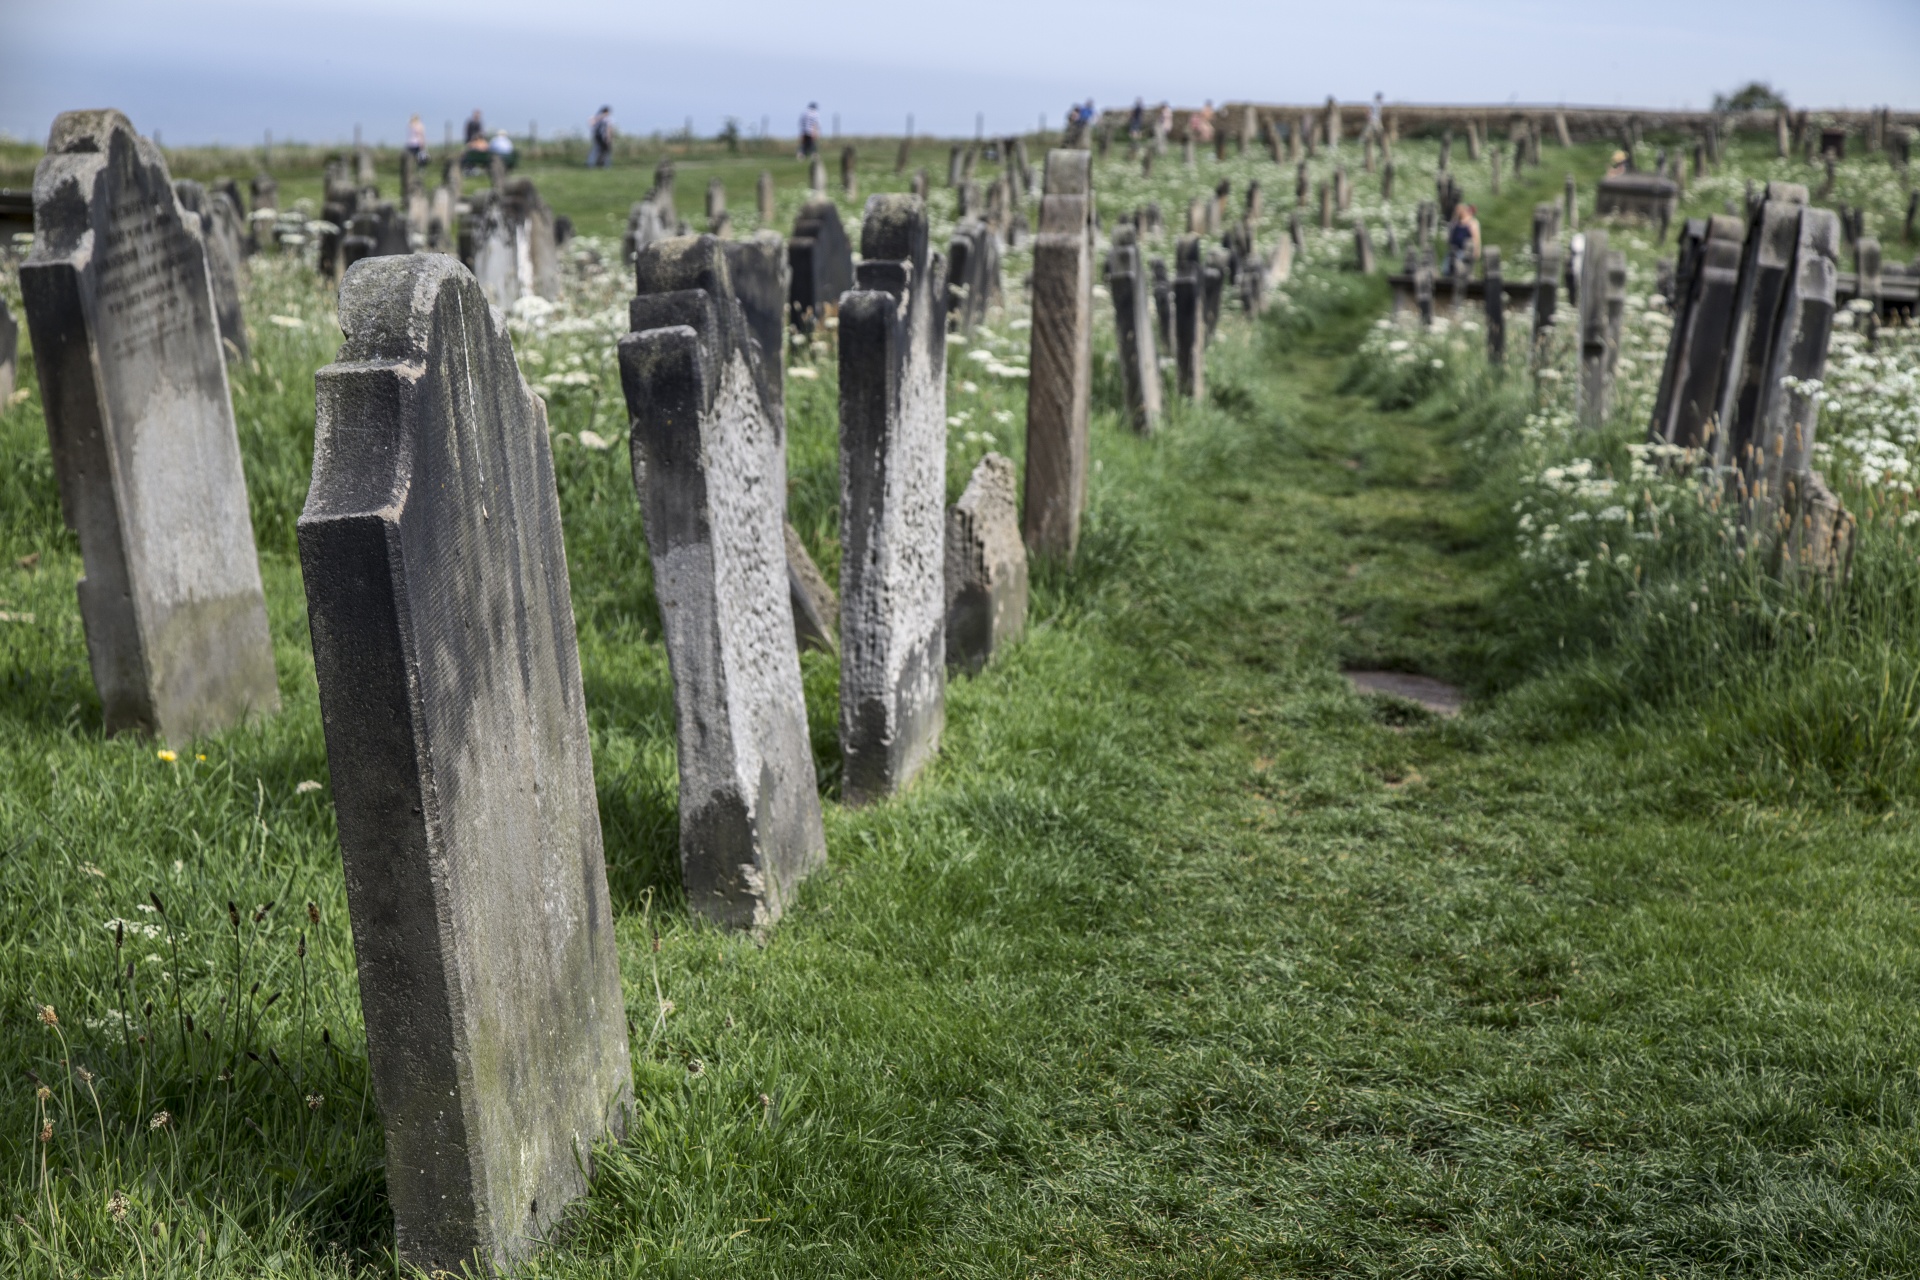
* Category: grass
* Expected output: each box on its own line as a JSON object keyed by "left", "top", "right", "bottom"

{"left": 2, "top": 126, "right": 1919, "bottom": 1277}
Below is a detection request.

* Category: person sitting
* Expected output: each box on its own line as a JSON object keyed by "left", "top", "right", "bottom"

{"left": 489, "top": 129, "right": 517, "bottom": 171}
{"left": 1191, "top": 101, "right": 1216, "bottom": 145}
{"left": 1606, "top": 149, "right": 1629, "bottom": 177}
{"left": 461, "top": 131, "right": 493, "bottom": 172}
{"left": 1447, "top": 203, "right": 1481, "bottom": 276}
{"left": 464, "top": 109, "right": 485, "bottom": 145}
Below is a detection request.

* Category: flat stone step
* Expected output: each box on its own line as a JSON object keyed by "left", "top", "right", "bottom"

{"left": 1343, "top": 669, "right": 1464, "bottom": 717}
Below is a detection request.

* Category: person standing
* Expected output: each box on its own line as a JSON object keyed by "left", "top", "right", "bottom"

{"left": 1127, "top": 98, "right": 1145, "bottom": 141}
{"left": 1446, "top": 203, "right": 1481, "bottom": 276}
{"left": 406, "top": 114, "right": 429, "bottom": 165}
{"left": 464, "top": 109, "right": 485, "bottom": 145}
{"left": 588, "top": 106, "right": 614, "bottom": 168}
{"left": 1368, "top": 92, "right": 1385, "bottom": 138}
{"left": 1191, "top": 100, "right": 1216, "bottom": 145}
{"left": 798, "top": 102, "right": 821, "bottom": 159}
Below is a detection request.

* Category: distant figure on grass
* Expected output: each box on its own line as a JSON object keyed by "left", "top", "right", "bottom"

{"left": 464, "top": 109, "right": 485, "bottom": 145}
{"left": 798, "top": 102, "right": 821, "bottom": 159}
{"left": 1127, "top": 98, "right": 1146, "bottom": 141}
{"left": 1156, "top": 102, "right": 1173, "bottom": 146}
{"left": 1368, "top": 92, "right": 1385, "bottom": 137}
{"left": 1190, "top": 101, "right": 1215, "bottom": 145}
{"left": 406, "top": 114, "right": 429, "bottom": 165}
{"left": 489, "top": 129, "right": 517, "bottom": 171}
{"left": 588, "top": 106, "right": 614, "bottom": 168}
{"left": 1606, "top": 149, "right": 1630, "bottom": 177}
{"left": 462, "top": 131, "right": 492, "bottom": 173}
{"left": 1446, "top": 203, "right": 1481, "bottom": 277}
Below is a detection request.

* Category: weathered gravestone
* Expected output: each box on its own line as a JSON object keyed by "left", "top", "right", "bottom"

{"left": 1173, "top": 234, "right": 1206, "bottom": 399}
{"left": 788, "top": 195, "right": 852, "bottom": 336}
{"left": 0, "top": 297, "right": 17, "bottom": 405}
{"left": 172, "top": 180, "right": 248, "bottom": 360}
{"left": 946, "top": 220, "right": 1001, "bottom": 336}
{"left": 1483, "top": 246, "right": 1505, "bottom": 364}
{"left": 706, "top": 178, "right": 727, "bottom": 230}
{"left": 840, "top": 146, "right": 858, "bottom": 198}
{"left": 1354, "top": 222, "right": 1376, "bottom": 274}
{"left": 1202, "top": 249, "right": 1226, "bottom": 339}
{"left": 619, "top": 236, "right": 826, "bottom": 927}
{"left": 837, "top": 195, "right": 948, "bottom": 802}
{"left": 945, "top": 452, "right": 1028, "bottom": 674}
{"left": 1595, "top": 173, "right": 1678, "bottom": 225}
{"left": 1532, "top": 242, "right": 1562, "bottom": 353}
{"left": 758, "top": 170, "right": 775, "bottom": 224}
{"left": 1576, "top": 231, "right": 1623, "bottom": 427}
{"left": 21, "top": 109, "right": 278, "bottom": 743}
{"left": 1151, "top": 256, "right": 1172, "bottom": 353}
{"left": 1023, "top": 149, "right": 1095, "bottom": 560}
{"left": 1107, "top": 224, "right": 1162, "bottom": 434}
{"left": 1713, "top": 183, "right": 1810, "bottom": 474}
{"left": 300, "top": 255, "right": 630, "bottom": 1276}
{"left": 1648, "top": 215, "right": 1745, "bottom": 449}
{"left": 471, "top": 178, "right": 560, "bottom": 309}
{"left": 808, "top": 156, "right": 828, "bottom": 193}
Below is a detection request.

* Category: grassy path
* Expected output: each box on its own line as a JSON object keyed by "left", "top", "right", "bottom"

{"left": 563, "top": 300, "right": 1920, "bottom": 1276}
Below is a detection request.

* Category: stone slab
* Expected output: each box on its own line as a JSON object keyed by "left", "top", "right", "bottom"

{"left": 1023, "top": 149, "right": 1094, "bottom": 560}
{"left": 945, "top": 452, "right": 1028, "bottom": 675}
{"left": 788, "top": 196, "right": 852, "bottom": 336}
{"left": 1107, "top": 226, "right": 1162, "bottom": 434}
{"left": 20, "top": 109, "right": 278, "bottom": 744}
{"left": 300, "top": 254, "right": 630, "bottom": 1276}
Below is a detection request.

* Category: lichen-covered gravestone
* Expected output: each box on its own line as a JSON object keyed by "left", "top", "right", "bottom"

{"left": 945, "top": 452, "right": 1028, "bottom": 675}
{"left": 299, "top": 255, "right": 630, "bottom": 1276}
{"left": 837, "top": 194, "right": 948, "bottom": 803}
{"left": 788, "top": 196, "right": 852, "bottom": 336}
{"left": 619, "top": 235, "right": 827, "bottom": 928}
{"left": 20, "top": 109, "right": 278, "bottom": 743}
{"left": 1107, "top": 225, "right": 1162, "bottom": 434}
{"left": 1023, "top": 149, "right": 1094, "bottom": 560}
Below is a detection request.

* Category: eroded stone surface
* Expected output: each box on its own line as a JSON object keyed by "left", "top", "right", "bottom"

{"left": 945, "top": 452, "right": 1028, "bottom": 675}
{"left": 470, "top": 177, "right": 559, "bottom": 310}
{"left": 1344, "top": 670, "right": 1464, "bottom": 717}
{"left": 837, "top": 194, "right": 948, "bottom": 802}
{"left": 20, "top": 109, "right": 278, "bottom": 744}
{"left": 1023, "top": 149, "right": 1094, "bottom": 560}
{"left": 1107, "top": 225, "right": 1162, "bottom": 434}
{"left": 301, "top": 254, "right": 630, "bottom": 1276}
{"left": 619, "top": 235, "right": 826, "bottom": 928}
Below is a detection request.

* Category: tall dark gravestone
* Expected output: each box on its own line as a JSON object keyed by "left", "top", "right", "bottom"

{"left": 300, "top": 255, "right": 630, "bottom": 1276}
{"left": 1173, "top": 234, "right": 1206, "bottom": 400}
{"left": 837, "top": 195, "right": 948, "bottom": 802}
{"left": 1483, "top": 247, "right": 1505, "bottom": 364}
{"left": 472, "top": 178, "right": 560, "bottom": 310}
{"left": 1107, "top": 225, "right": 1163, "bottom": 434}
{"left": 788, "top": 195, "right": 852, "bottom": 336}
{"left": 20, "top": 109, "right": 278, "bottom": 743}
{"left": 1741, "top": 207, "right": 1841, "bottom": 533}
{"left": 1023, "top": 149, "right": 1094, "bottom": 560}
{"left": 1713, "top": 184, "right": 1809, "bottom": 473}
{"left": 1649, "top": 215, "right": 1745, "bottom": 450}
{"left": 619, "top": 236, "right": 826, "bottom": 927}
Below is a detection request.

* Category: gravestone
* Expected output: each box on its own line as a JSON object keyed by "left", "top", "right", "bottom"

{"left": 947, "top": 145, "right": 963, "bottom": 187}
{"left": 1483, "top": 246, "right": 1505, "bottom": 364}
{"left": 249, "top": 173, "right": 279, "bottom": 251}
{"left": 20, "top": 109, "right": 278, "bottom": 743}
{"left": 840, "top": 146, "right": 858, "bottom": 199}
{"left": 808, "top": 156, "right": 827, "bottom": 193}
{"left": 618, "top": 235, "right": 827, "bottom": 927}
{"left": 1107, "top": 225, "right": 1163, "bottom": 434}
{"left": 837, "top": 194, "right": 948, "bottom": 802}
{"left": 1246, "top": 181, "right": 1263, "bottom": 227}
{"left": 1595, "top": 174, "right": 1678, "bottom": 224}
{"left": 301, "top": 254, "right": 630, "bottom": 1276}
{"left": 0, "top": 297, "right": 17, "bottom": 405}
{"left": 1649, "top": 215, "right": 1745, "bottom": 449}
{"left": 1381, "top": 160, "right": 1394, "bottom": 201}
{"left": 706, "top": 178, "right": 727, "bottom": 228}
{"left": 1414, "top": 254, "right": 1435, "bottom": 327}
{"left": 1335, "top": 166, "right": 1351, "bottom": 212}
{"left": 1202, "top": 249, "right": 1226, "bottom": 339}
{"left": 1555, "top": 111, "right": 1573, "bottom": 148}
{"left": 1713, "top": 184, "right": 1810, "bottom": 473}
{"left": 910, "top": 169, "right": 929, "bottom": 201}
{"left": 1151, "top": 256, "right": 1172, "bottom": 353}
{"left": 1173, "top": 234, "right": 1205, "bottom": 400}
{"left": 1532, "top": 243, "right": 1561, "bottom": 351}
{"left": 1354, "top": 222, "right": 1375, "bottom": 274}
{"left": 1023, "top": 150, "right": 1095, "bottom": 560}
{"left": 171, "top": 180, "right": 248, "bottom": 360}
{"left": 471, "top": 178, "right": 559, "bottom": 309}
{"left": 948, "top": 454, "right": 1029, "bottom": 679}
{"left": 785, "top": 523, "right": 838, "bottom": 653}
{"left": 757, "top": 170, "right": 775, "bottom": 224}
{"left": 788, "top": 195, "right": 852, "bottom": 335}
{"left": 1318, "top": 182, "right": 1332, "bottom": 230}
{"left": 1746, "top": 208, "right": 1841, "bottom": 537}
{"left": 945, "top": 220, "right": 1001, "bottom": 336}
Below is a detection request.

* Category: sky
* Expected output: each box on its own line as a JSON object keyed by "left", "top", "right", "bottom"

{"left": 3, "top": 0, "right": 1916, "bottom": 148}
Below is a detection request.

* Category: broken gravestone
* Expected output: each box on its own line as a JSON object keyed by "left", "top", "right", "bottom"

{"left": 470, "top": 177, "right": 560, "bottom": 310}
{"left": 619, "top": 235, "right": 827, "bottom": 928}
{"left": 946, "top": 452, "right": 1029, "bottom": 675}
{"left": 1023, "top": 149, "right": 1094, "bottom": 560}
{"left": 788, "top": 195, "right": 852, "bottom": 336}
{"left": 837, "top": 194, "right": 948, "bottom": 802}
{"left": 301, "top": 254, "right": 630, "bottom": 1277}
{"left": 1107, "top": 224, "right": 1162, "bottom": 434}
{"left": 20, "top": 109, "right": 278, "bottom": 743}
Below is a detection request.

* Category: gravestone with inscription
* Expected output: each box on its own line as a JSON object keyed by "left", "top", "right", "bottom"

{"left": 1107, "top": 225, "right": 1162, "bottom": 434}
{"left": 20, "top": 109, "right": 278, "bottom": 743}
{"left": 172, "top": 180, "right": 248, "bottom": 360}
{"left": 945, "top": 452, "right": 1027, "bottom": 674}
{"left": 619, "top": 235, "right": 826, "bottom": 927}
{"left": 788, "top": 196, "right": 852, "bottom": 336}
{"left": 837, "top": 195, "right": 948, "bottom": 802}
{"left": 1023, "top": 150, "right": 1095, "bottom": 560}
{"left": 301, "top": 254, "right": 630, "bottom": 1277}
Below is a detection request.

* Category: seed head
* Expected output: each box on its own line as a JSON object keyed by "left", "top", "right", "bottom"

{"left": 148, "top": 892, "right": 165, "bottom": 917}
{"left": 307, "top": 902, "right": 320, "bottom": 925}
{"left": 305, "top": 1093, "right": 324, "bottom": 1111}
{"left": 686, "top": 1058, "right": 704, "bottom": 1077}
{"left": 148, "top": 1110, "right": 170, "bottom": 1131}
{"left": 115, "top": 921, "right": 124, "bottom": 950}
{"left": 38, "top": 1005, "right": 57, "bottom": 1027}
{"left": 297, "top": 933, "right": 307, "bottom": 959}
{"left": 108, "top": 1192, "right": 129, "bottom": 1222}
{"left": 76, "top": 1067, "right": 93, "bottom": 1085}
{"left": 227, "top": 901, "right": 240, "bottom": 930}
{"left": 36, "top": 1085, "right": 51, "bottom": 1102}
{"left": 40, "top": 1120, "right": 53, "bottom": 1143}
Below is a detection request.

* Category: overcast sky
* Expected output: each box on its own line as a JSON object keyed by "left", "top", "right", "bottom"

{"left": 4, "top": 0, "right": 1916, "bottom": 147}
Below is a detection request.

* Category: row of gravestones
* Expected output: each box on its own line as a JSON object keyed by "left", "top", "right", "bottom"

{"left": 19, "top": 112, "right": 1149, "bottom": 1273}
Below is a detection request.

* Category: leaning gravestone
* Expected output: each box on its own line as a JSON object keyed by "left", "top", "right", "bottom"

{"left": 1713, "top": 184, "right": 1808, "bottom": 473}
{"left": 1173, "top": 234, "right": 1205, "bottom": 399}
{"left": 945, "top": 452, "right": 1028, "bottom": 674}
{"left": 788, "top": 195, "right": 852, "bottom": 336}
{"left": 1107, "top": 225, "right": 1163, "bottom": 434}
{"left": 20, "top": 109, "right": 278, "bottom": 743}
{"left": 301, "top": 255, "right": 630, "bottom": 1276}
{"left": 172, "top": 180, "right": 248, "bottom": 360}
{"left": 0, "top": 296, "right": 17, "bottom": 404}
{"left": 1023, "top": 149, "right": 1095, "bottom": 560}
{"left": 1649, "top": 216, "right": 1745, "bottom": 449}
{"left": 1741, "top": 206, "right": 1841, "bottom": 534}
{"left": 837, "top": 195, "right": 948, "bottom": 802}
{"left": 1151, "top": 256, "right": 1172, "bottom": 353}
{"left": 619, "top": 235, "right": 826, "bottom": 928}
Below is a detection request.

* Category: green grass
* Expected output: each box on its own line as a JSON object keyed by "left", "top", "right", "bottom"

{"left": 2, "top": 130, "right": 1919, "bottom": 1277}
